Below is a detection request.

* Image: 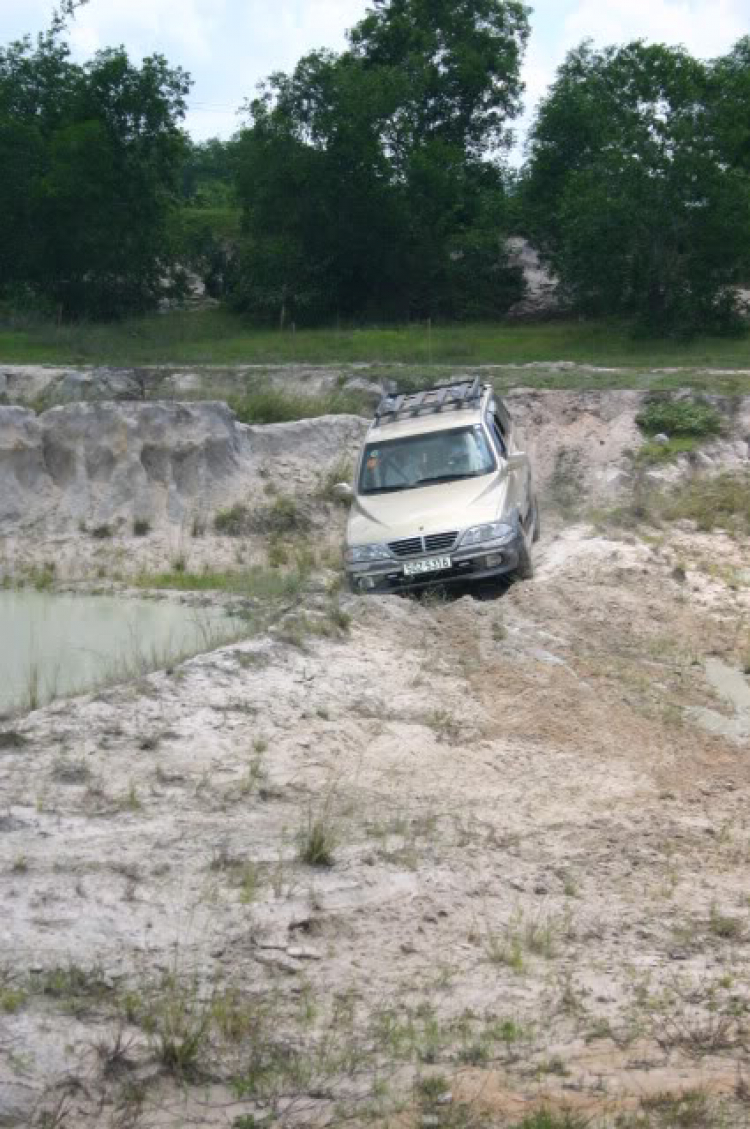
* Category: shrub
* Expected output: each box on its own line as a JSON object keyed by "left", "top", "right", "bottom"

{"left": 228, "top": 387, "right": 368, "bottom": 425}
{"left": 636, "top": 398, "right": 723, "bottom": 439}
{"left": 316, "top": 458, "right": 354, "bottom": 504}
{"left": 215, "top": 503, "right": 250, "bottom": 536}
{"left": 214, "top": 497, "right": 310, "bottom": 537}
{"left": 133, "top": 518, "right": 151, "bottom": 537}
{"left": 298, "top": 810, "right": 337, "bottom": 866}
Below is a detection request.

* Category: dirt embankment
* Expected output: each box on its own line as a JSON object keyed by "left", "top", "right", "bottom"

{"left": 1, "top": 379, "right": 750, "bottom": 1128}
{"left": 1, "top": 384, "right": 748, "bottom": 545}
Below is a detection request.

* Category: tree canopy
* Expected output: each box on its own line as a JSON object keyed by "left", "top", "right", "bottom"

{"left": 232, "top": 0, "right": 530, "bottom": 325}
{"left": 0, "top": 1, "right": 190, "bottom": 318}
{"left": 521, "top": 40, "right": 750, "bottom": 334}
{"left": 2, "top": 2, "right": 750, "bottom": 335}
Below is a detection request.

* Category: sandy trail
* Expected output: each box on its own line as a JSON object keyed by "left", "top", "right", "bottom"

{"left": 2, "top": 505, "right": 750, "bottom": 1127}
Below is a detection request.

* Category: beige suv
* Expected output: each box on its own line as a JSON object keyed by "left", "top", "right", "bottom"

{"left": 337, "top": 379, "right": 539, "bottom": 594}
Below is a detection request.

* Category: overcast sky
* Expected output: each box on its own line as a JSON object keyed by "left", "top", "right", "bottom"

{"left": 2, "top": 0, "right": 748, "bottom": 159}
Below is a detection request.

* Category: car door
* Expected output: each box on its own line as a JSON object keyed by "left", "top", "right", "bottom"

{"left": 492, "top": 408, "right": 531, "bottom": 526}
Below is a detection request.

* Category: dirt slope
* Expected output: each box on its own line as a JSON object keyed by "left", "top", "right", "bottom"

{"left": 1, "top": 390, "right": 749, "bottom": 1128}
{"left": 2, "top": 520, "right": 750, "bottom": 1126}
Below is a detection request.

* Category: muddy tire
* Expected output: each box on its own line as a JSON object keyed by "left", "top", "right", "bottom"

{"left": 516, "top": 535, "right": 535, "bottom": 580}
{"left": 531, "top": 496, "right": 541, "bottom": 543}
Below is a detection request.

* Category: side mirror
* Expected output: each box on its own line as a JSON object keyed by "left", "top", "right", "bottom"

{"left": 332, "top": 482, "right": 354, "bottom": 501}
{"left": 505, "top": 453, "right": 526, "bottom": 470}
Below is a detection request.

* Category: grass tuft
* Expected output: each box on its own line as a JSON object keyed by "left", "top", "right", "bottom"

{"left": 298, "top": 809, "right": 337, "bottom": 867}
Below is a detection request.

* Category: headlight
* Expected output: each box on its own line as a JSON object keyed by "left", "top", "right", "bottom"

{"left": 459, "top": 522, "right": 513, "bottom": 547}
{"left": 345, "top": 543, "right": 392, "bottom": 563}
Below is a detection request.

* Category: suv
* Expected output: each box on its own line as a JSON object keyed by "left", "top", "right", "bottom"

{"left": 337, "top": 379, "right": 539, "bottom": 594}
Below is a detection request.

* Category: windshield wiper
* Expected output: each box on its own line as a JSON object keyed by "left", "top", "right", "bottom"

{"left": 415, "top": 473, "right": 482, "bottom": 485}
{"left": 361, "top": 485, "right": 413, "bottom": 494}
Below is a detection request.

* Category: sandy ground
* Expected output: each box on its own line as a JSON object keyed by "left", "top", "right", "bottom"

{"left": 2, "top": 497, "right": 750, "bottom": 1127}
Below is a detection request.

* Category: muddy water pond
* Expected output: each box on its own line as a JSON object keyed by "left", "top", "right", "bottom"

{"left": 0, "top": 590, "right": 245, "bottom": 714}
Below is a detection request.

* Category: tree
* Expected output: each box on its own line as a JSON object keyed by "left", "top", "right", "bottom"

{"left": 0, "top": 3, "right": 191, "bottom": 318}
{"left": 521, "top": 41, "right": 750, "bottom": 334}
{"left": 232, "top": 0, "right": 529, "bottom": 324}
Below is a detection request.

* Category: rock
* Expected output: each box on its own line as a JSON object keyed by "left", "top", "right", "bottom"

{"left": 286, "top": 945, "right": 322, "bottom": 960}
{"left": 254, "top": 952, "right": 301, "bottom": 974}
{"left": 0, "top": 401, "right": 253, "bottom": 533}
{"left": 342, "top": 376, "right": 381, "bottom": 402}
{"left": 653, "top": 433, "right": 670, "bottom": 445}
{"left": 56, "top": 368, "right": 145, "bottom": 401}
{"left": 505, "top": 237, "right": 562, "bottom": 320}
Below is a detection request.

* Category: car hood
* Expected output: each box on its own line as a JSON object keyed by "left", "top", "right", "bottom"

{"left": 347, "top": 473, "right": 508, "bottom": 546}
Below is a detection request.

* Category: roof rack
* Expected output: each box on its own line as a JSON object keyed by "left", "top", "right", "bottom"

{"left": 374, "top": 378, "right": 483, "bottom": 425}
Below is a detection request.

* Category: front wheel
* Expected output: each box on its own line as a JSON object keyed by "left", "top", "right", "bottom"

{"left": 516, "top": 537, "right": 534, "bottom": 580}
{"left": 531, "top": 496, "right": 541, "bottom": 543}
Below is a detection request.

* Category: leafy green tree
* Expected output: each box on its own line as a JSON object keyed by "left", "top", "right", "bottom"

{"left": 233, "top": 0, "right": 528, "bottom": 324}
{"left": 521, "top": 41, "right": 750, "bottom": 334}
{"left": 0, "top": 3, "right": 191, "bottom": 318}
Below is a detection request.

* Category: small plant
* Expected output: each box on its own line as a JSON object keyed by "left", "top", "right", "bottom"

{"left": 133, "top": 518, "right": 151, "bottom": 537}
{"left": 417, "top": 1074, "right": 452, "bottom": 1103}
{"left": 259, "top": 495, "right": 310, "bottom": 536}
{"left": 426, "top": 709, "right": 462, "bottom": 744}
{"left": 11, "top": 854, "right": 28, "bottom": 873}
{"left": 90, "top": 523, "right": 113, "bottom": 539}
{"left": 94, "top": 1026, "right": 138, "bottom": 1077}
{"left": 317, "top": 459, "right": 354, "bottom": 504}
{"left": 298, "top": 809, "right": 337, "bottom": 867}
{"left": 708, "top": 903, "right": 746, "bottom": 941}
{"left": 1, "top": 982, "right": 27, "bottom": 1013}
{"left": 122, "top": 782, "right": 142, "bottom": 811}
{"left": 144, "top": 974, "right": 212, "bottom": 1078}
{"left": 215, "top": 503, "right": 250, "bottom": 536}
{"left": 268, "top": 538, "right": 288, "bottom": 568}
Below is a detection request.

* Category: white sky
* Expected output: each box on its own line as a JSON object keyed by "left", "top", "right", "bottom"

{"left": 2, "top": 0, "right": 748, "bottom": 159}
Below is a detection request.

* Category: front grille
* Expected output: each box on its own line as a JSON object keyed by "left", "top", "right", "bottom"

{"left": 389, "top": 537, "right": 423, "bottom": 558}
{"left": 388, "top": 531, "right": 459, "bottom": 557}
{"left": 425, "top": 531, "right": 458, "bottom": 553}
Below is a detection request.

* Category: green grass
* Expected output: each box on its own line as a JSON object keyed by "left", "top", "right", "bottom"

{"left": 1, "top": 307, "right": 750, "bottom": 379}
{"left": 133, "top": 566, "right": 307, "bottom": 599}
{"left": 595, "top": 471, "right": 750, "bottom": 535}
{"left": 228, "top": 386, "right": 370, "bottom": 423}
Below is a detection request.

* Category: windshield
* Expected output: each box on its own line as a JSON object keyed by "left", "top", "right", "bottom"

{"left": 358, "top": 426, "right": 496, "bottom": 495}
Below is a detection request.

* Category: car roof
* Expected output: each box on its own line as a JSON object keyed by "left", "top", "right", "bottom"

{"left": 365, "top": 406, "right": 485, "bottom": 443}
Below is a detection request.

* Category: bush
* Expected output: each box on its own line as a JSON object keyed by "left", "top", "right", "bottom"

{"left": 215, "top": 503, "right": 251, "bottom": 536}
{"left": 636, "top": 398, "right": 723, "bottom": 438}
{"left": 214, "top": 497, "right": 310, "bottom": 537}
{"left": 316, "top": 459, "right": 354, "bottom": 504}
{"left": 228, "top": 387, "right": 368, "bottom": 425}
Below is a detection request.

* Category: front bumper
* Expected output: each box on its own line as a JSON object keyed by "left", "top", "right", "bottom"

{"left": 345, "top": 535, "right": 523, "bottom": 594}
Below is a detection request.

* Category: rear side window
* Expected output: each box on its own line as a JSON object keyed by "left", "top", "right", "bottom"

{"left": 490, "top": 417, "right": 507, "bottom": 456}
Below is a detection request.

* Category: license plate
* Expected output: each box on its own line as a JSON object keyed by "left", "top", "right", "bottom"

{"left": 403, "top": 556, "right": 451, "bottom": 576}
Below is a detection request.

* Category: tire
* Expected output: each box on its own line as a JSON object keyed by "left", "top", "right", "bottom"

{"left": 516, "top": 537, "right": 534, "bottom": 580}
{"left": 531, "top": 496, "right": 541, "bottom": 543}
